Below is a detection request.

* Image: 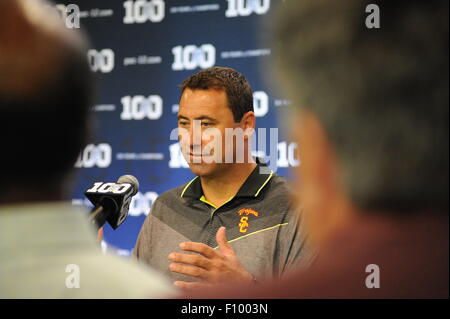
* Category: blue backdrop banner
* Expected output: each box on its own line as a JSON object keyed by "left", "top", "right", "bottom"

{"left": 61, "top": 0, "right": 298, "bottom": 255}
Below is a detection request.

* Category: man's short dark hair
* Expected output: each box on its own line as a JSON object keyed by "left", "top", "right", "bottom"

{"left": 276, "top": 0, "right": 449, "bottom": 213}
{"left": 180, "top": 67, "right": 254, "bottom": 122}
{"left": 0, "top": 0, "right": 93, "bottom": 190}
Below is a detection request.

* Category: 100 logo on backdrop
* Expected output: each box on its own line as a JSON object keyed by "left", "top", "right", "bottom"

{"left": 123, "top": 0, "right": 165, "bottom": 23}
{"left": 172, "top": 44, "right": 216, "bottom": 71}
{"left": 75, "top": 144, "right": 112, "bottom": 168}
{"left": 87, "top": 49, "right": 115, "bottom": 73}
{"left": 120, "top": 95, "right": 163, "bottom": 120}
{"left": 225, "top": 0, "right": 270, "bottom": 17}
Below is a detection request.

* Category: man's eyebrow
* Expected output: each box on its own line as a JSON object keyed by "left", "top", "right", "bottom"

{"left": 177, "top": 115, "right": 217, "bottom": 121}
{"left": 194, "top": 116, "right": 217, "bottom": 121}
{"left": 177, "top": 115, "right": 189, "bottom": 121}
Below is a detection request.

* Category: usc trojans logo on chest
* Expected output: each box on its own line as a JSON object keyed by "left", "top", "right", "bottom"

{"left": 237, "top": 208, "right": 259, "bottom": 233}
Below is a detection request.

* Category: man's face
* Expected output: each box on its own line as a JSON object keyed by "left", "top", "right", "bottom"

{"left": 177, "top": 88, "right": 241, "bottom": 178}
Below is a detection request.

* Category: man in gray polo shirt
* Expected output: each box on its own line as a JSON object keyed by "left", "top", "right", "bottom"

{"left": 134, "top": 67, "right": 311, "bottom": 289}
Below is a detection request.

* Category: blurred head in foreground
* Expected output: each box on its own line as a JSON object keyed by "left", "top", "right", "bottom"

{"left": 275, "top": 0, "right": 448, "bottom": 246}
{"left": 184, "top": 0, "right": 448, "bottom": 299}
{"left": 0, "top": 0, "right": 93, "bottom": 204}
{"left": 0, "top": 1, "right": 175, "bottom": 299}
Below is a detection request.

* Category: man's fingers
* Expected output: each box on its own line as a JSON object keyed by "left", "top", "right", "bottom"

{"left": 173, "top": 281, "right": 209, "bottom": 291}
{"left": 168, "top": 252, "right": 211, "bottom": 269}
{"left": 216, "top": 226, "right": 233, "bottom": 252}
{"left": 169, "top": 263, "right": 208, "bottom": 280}
{"left": 179, "top": 241, "right": 217, "bottom": 259}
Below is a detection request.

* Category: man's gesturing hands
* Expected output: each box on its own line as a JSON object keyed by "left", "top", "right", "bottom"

{"left": 168, "top": 226, "right": 254, "bottom": 290}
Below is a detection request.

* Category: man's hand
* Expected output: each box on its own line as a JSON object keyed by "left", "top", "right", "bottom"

{"left": 168, "top": 226, "right": 254, "bottom": 290}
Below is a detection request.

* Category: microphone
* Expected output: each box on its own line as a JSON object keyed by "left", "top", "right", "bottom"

{"left": 84, "top": 175, "right": 139, "bottom": 229}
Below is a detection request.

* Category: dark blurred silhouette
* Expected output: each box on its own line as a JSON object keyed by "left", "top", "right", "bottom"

{"left": 184, "top": 0, "right": 449, "bottom": 298}
{"left": 0, "top": 0, "right": 173, "bottom": 298}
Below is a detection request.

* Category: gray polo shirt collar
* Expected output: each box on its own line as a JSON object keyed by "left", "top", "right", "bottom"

{"left": 181, "top": 160, "right": 273, "bottom": 200}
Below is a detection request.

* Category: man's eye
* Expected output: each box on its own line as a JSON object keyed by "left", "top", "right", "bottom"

{"left": 179, "top": 121, "right": 189, "bottom": 126}
{"left": 202, "top": 122, "right": 212, "bottom": 127}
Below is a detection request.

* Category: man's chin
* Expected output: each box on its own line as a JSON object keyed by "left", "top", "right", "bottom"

{"left": 188, "top": 162, "right": 216, "bottom": 177}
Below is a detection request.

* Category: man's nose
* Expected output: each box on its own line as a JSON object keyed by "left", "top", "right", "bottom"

{"left": 178, "top": 128, "right": 190, "bottom": 146}
{"left": 190, "top": 121, "right": 203, "bottom": 151}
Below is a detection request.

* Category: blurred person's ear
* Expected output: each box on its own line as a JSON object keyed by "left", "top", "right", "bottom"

{"left": 294, "top": 110, "right": 355, "bottom": 247}
{"left": 97, "top": 227, "right": 104, "bottom": 243}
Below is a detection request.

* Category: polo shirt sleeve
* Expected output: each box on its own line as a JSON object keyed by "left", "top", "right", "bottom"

{"left": 132, "top": 197, "right": 160, "bottom": 264}
{"left": 275, "top": 206, "right": 316, "bottom": 276}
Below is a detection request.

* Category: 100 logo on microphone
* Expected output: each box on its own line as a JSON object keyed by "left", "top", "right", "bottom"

{"left": 86, "top": 182, "right": 133, "bottom": 195}
{"left": 85, "top": 181, "right": 134, "bottom": 228}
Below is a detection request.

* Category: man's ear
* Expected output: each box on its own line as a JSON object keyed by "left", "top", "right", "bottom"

{"left": 295, "top": 110, "right": 354, "bottom": 247}
{"left": 297, "top": 110, "right": 339, "bottom": 192}
{"left": 240, "top": 111, "right": 255, "bottom": 140}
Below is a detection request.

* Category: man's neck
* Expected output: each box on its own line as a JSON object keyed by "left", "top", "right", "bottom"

{"left": 200, "top": 162, "right": 257, "bottom": 208}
